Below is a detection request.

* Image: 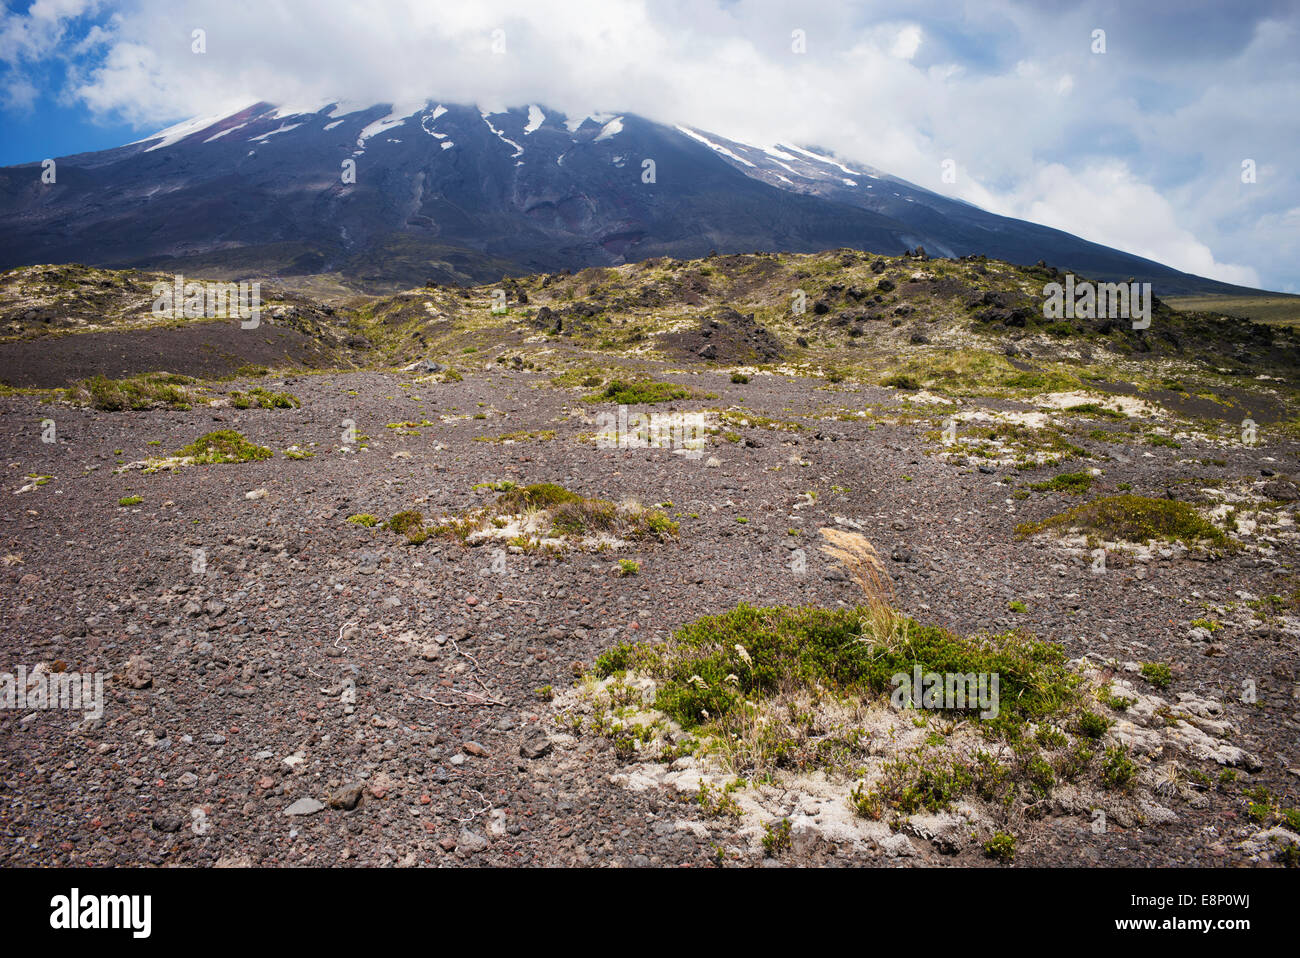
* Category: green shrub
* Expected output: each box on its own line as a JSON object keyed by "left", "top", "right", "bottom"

{"left": 495, "top": 482, "right": 584, "bottom": 511}
{"left": 761, "top": 818, "right": 792, "bottom": 856}
{"left": 882, "top": 373, "right": 921, "bottom": 390}
{"left": 173, "top": 430, "right": 272, "bottom": 464}
{"left": 386, "top": 510, "right": 426, "bottom": 540}
{"left": 1028, "top": 471, "right": 1094, "bottom": 494}
{"left": 597, "top": 604, "right": 1079, "bottom": 734}
{"left": 1102, "top": 745, "right": 1137, "bottom": 790}
{"left": 587, "top": 379, "right": 694, "bottom": 405}
{"left": 1074, "top": 711, "right": 1111, "bottom": 739}
{"left": 1061, "top": 402, "right": 1125, "bottom": 420}
{"left": 1140, "top": 661, "right": 1173, "bottom": 689}
{"left": 983, "top": 832, "right": 1016, "bottom": 862}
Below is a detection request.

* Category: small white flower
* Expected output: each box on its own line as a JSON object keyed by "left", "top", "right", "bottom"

{"left": 735, "top": 644, "right": 753, "bottom": 668}
{"left": 725, "top": 673, "right": 739, "bottom": 685}
{"left": 688, "top": 674, "right": 708, "bottom": 689}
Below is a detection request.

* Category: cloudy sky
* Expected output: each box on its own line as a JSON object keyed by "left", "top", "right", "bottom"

{"left": 2, "top": 0, "right": 1297, "bottom": 291}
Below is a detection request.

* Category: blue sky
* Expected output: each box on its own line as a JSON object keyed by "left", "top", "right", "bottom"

{"left": 2, "top": 0, "right": 1297, "bottom": 291}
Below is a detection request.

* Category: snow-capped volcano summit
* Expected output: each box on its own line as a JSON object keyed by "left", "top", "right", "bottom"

{"left": 0, "top": 100, "right": 1252, "bottom": 294}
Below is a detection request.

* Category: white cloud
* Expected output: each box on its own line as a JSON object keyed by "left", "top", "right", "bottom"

{"left": 0, "top": 0, "right": 101, "bottom": 62}
{"left": 2, "top": 75, "right": 39, "bottom": 110}
{"left": 958, "top": 162, "right": 1261, "bottom": 287}
{"left": 3, "top": 0, "right": 1295, "bottom": 289}
{"left": 890, "top": 24, "right": 923, "bottom": 60}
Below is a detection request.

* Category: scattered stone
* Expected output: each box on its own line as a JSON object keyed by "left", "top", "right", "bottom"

{"left": 404, "top": 359, "right": 444, "bottom": 374}
{"left": 124, "top": 655, "right": 152, "bottom": 689}
{"left": 152, "top": 813, "right": 183, "bottom": 833}
{"left": 328, "top": 784, "right": 365, "bottom": 811}
{"left": 283, "top": 798, "right": 325, "bottom": 817}
{"left": 457, "top": 829, "right": 489, "bottom": 855}
{"left": 520, "top": 733, "right": 553, "bottom": 759}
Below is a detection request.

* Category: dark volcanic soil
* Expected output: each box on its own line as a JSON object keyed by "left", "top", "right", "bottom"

{"left": 0, "top": 365, "right": 1297, "bottom": 867}
{"left": 0, "top": 319, "right": 359, "bottom": 389}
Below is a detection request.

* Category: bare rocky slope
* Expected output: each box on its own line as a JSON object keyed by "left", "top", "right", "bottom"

{"left": 1, "top": 250, "right": 1297, "bottom": 868}
{"left": 0, "top": 100, "right": 1263, "bottom": 296}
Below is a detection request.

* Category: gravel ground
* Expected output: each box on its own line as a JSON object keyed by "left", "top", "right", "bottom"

{"left": 1, "top": 364, "right": 1297, "bottom": 867}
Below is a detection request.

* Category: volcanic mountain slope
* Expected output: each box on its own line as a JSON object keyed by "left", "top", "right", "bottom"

{"left": 0, "top": 100, "right": 1262, "bottom": 296}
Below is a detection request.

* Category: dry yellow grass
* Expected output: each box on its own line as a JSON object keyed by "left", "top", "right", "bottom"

{"left": 818, "top": 527, "right": 911, "bottom": 650}
{"left": 818, "top": 527, "right": 891, "bottom": 601}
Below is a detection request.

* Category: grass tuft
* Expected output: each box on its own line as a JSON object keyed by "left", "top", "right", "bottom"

{"left": 66, "top": 372, "right": 199, "bottom": 411}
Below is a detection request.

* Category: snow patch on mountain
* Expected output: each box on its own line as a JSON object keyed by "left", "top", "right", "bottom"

{"left": 762, "top": 145, "right": 799, "bottom": 162}
{"left": 136, "top": 109, "right": 249, "bottom": 152}
{"left": 269, "top": 100, "right": 327, "bottom": 120}
{"left": 778, "top": 142, "right": 866, "bottom": 178}
{"left": 358, "top": 116, "right": 407, "bottom": 148}
{"left": 481, "top": 111, "right": 524, "bottom": 157}
{"left": 249, "top": 122, "right": 303, "bottom": 143}
{"left": 202, "top": 124, "right": 245, "bottom": 143}
{"left": 525, "top": 105, "right": 545, "bottom": 134}
{"left": 675, "top": 126, "right": 755, "bottom": 168}
{"left": 421, "top": 107, "right": 449, "bottom": 140}
{"left": 594, "top": 116, "right": 624, "bottom": 141}
{"left": 323, "top": 100, "right": 371, "bottom": 119}
{"left": 357, "top": 116, "right": 406, "bottom": 148}
{"left": 355, "top": 100, "right": 429, "bottom": 151}
{"left": 563, "top": 111, "right": 618, "bottom": 134}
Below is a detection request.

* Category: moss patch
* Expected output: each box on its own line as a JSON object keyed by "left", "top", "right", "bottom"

{"left": 1028, "top": 471, "right": 1095, "bottom": 494}
{"left": 473, "top": 429, "right": 556, "bottom": 443}
{"left": 586, "top": 379, "right": 708, "bottom": 405}
{"left": 172, "top": 430, "right": 273, "bottom": 464}
{"left": 1016, "top": 494, "right": 1227, "bottom": 546}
